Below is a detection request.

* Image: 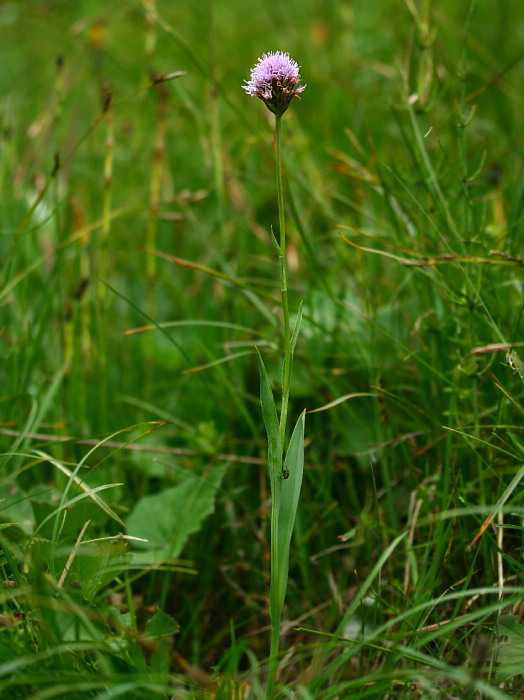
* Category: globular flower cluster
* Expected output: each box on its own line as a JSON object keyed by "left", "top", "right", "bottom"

{"left": 243, "top": 51, "right": 306, "bottom": 117}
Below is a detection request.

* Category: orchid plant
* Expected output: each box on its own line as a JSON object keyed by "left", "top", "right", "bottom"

{"left": 244, "top": 51, "right": 306, "bottom": 696}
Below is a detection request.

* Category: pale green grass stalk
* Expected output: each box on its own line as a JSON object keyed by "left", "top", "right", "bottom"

{"left": 145, "top": 80, "right": 168, "bottom": 397}
{"left": 70, "top": 200, "right": 91, "bottom": 428}
{"left": 96, "top": 82, "right": 114, "bottom": 430}
{"left": 143, "top": 0, "right": 157, "bottom": 69}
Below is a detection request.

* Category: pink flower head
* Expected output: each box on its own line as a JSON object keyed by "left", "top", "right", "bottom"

{"left": 243, "top": 51, "right": 306, "bottom": 117}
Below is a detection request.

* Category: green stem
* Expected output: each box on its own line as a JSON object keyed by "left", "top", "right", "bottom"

{"left": 267, "top": 469, "right": 280, "bottom": 696}
{"left": 275, "top": 115, "right": 292, "bottom": 447}
{"left": 266, "top": 113, "right": 295, "bottom": 700}
{"left": 267, "top": 620, "right": 280, "bottom": 698}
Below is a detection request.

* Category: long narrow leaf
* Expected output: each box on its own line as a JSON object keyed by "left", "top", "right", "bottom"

{"left": 256, "top": 350, "right": 282, "bottom": 482}
{"left": 272, "top": 410, "right": 305, "bottom": 623}
{"left": 341, "top": 531, "right": 407, "bottom": 628}
{"left": 467, "top": 463, "right": 524, "bottom": 549}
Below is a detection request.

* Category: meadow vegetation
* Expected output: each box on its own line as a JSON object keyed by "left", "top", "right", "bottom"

{"left": 1, "top": 0, "right": 523, "bottom": 697}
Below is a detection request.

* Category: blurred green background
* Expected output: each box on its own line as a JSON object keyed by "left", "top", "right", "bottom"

{"left": 1, "top": 0, "right": 523, "bottom": 696}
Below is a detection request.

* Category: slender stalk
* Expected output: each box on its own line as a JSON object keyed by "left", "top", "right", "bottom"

{"left": 275, "top": 115, "right": 292, "bottom": 446}
{"left": 144, "top": 0, "right": 157, "bottom": 69}
{"left": 267, "top": 113, "right": 293, "bottom": 699}
{"left": 145, "top": 85, "right": 168, "bottom": 276}
{"left": 96, "top": 84, "right": 114, "bottom": 430}
{"left": 145, "top": 79, "right": 168, "bottom": 397}
{"left": 459, "top": 0, "right": 477, "bottom": 238}
{"left": 267, "top": 486, "right": 280, "bottom": 697}
{"left": 100, "top": 91, "right": 114, "bottom": 301}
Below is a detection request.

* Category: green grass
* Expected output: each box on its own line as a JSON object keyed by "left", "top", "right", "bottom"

{"left": 1, "top": 0, "right": 523, "bottom": 697}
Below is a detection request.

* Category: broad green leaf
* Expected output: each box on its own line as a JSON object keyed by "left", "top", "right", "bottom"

{"left": 271, "top": 410, "right": 305, "bottom": 624}
{"left": 29, "top": 537, "right": 129, "bottom": 599}
{"left": 69, "top": 540, "right": 129, "bottom": 599}
{"left": 126, "top": 466, "right": 226, "bottom": 558}
{"left": 145, "top": 609, "right": 180, "bottom": 639}
{"left": 496, "top": 615, "right": 524, "bottom": 683}
{"left": 32, "top": 483, "right": 123, "bottom": 539}
{"left": 0, "top": 485, "right": 35, "bottom": 535}
{"left": 256, "top": 350, "right": 282, "bottom": 482}
{"left": 111, "top": 608, "right": 132, "bottom": 631}
{"left": 53, "top": 609, "right": 100, "bottom": 642}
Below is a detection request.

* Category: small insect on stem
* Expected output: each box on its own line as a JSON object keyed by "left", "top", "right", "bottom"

{"left": 282, "top": 468, "right": 289, "bottom": 480}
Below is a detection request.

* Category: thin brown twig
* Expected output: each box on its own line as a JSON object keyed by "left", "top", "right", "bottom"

{"left": 469, "top": 342, "right": 524, "bottom": 356}
{"left": 0, "top": 428, "right": 263, "bottom": 465}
